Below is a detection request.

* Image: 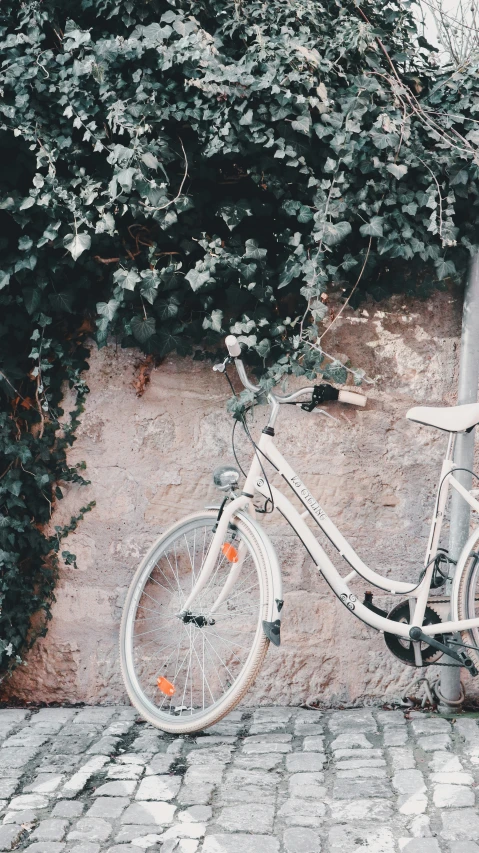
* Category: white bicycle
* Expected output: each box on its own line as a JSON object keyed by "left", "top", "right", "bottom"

{"left": 120, "top": 335, "right": 479, "bottom": 733}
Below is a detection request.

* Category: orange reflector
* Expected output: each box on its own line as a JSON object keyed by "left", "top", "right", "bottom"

{"left": 157, "top": 676, "right": 176, "bottom": 696}
{"left": 222, "top": 542, "right": 239, "bottom": 562}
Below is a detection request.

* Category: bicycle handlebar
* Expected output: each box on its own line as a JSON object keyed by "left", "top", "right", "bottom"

{"left": 223, "top": 335, "right": 367, "bottom": 407}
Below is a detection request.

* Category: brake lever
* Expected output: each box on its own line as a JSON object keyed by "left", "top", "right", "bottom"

{"left": 213, "top": 356, "right": 231, "bottom": 373}
{"left": 312, "top": 408, "right": 340, "bottom": 423}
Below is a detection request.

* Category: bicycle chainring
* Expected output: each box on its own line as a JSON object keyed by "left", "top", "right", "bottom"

{"left": 384, "top": 602, "right": 444, "bottom": 667}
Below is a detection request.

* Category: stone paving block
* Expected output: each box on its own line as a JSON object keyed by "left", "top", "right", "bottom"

{"left": 194, "top": 736, "right": 237, "bottom": 747}
{"left": 136, "top": 775, "right": 181, "bottom": 800}
{"left": 61, "top": 845, "right": 99, "bottom": 853}
{"left": 217, "top": 769, "right": 278, "bottom": 805}
{"left": 329, "top": 824, "right": 395, "bottom": 851}
{"left": 203, "top": 834, "right": 280, "bottom": 852}
{"left": 429, "top": 752, "right": 462, "bottom": 772}
{"left": 431, "top": 770, "right": 474, "bottom": 785}
{"left": 329, "top": 799, "right": 393, "bottom": 821}
{"left": 411, "top": 717, "right": 451, "bottom": 736}
{"left": 392, "top": 769, "right": 426, "bottom": 795}
{"left": 241, "top": 741, "right": 291, "bottom": 754}
{"left": 106, "top": 763, "right": 144, "bottom": 780}
{"left": 33, "top": 709, "right": 74, "bottom": 724}
{"left": 283, "top": 827, "right": 321, "bottom": 853}
{"left": 333, "top": 777, "right": 391, "bottom": 799}
{"left": 289, "top": 772, "right": 325, "bottom": 799}
{"left": 333, "top": 747, "right": 383, "bottom": 760}
{"left": 23, "top": 845, "right": 65, "bottom": 853}
{"left": 72, "top": 708, "right": 116, "bottom": 725}
{"left": 24, "top": 773, "right": 64, "bottom": 794}
{"left": 441, "top": 808, "right": 479, "bottom": 840}
{"left": 384, "top": 729, "right": 408, "bottom": 746}
{"left": 179, "top": 806, "right": 212, "bottom": 823}
{"left": 217, "top": 802, "right": 275, "bottom": 833}
{"left": 177, "top": 784, "right": 215, "bottom": 806}
{"left": 1, "top": 748, "right": 39, "bottom": 768}
{"left": 0, "top": 824, "right": 24, "bottom": 852}
{"left": 233, "top": 753, "right": 284, "bottom": 771}
{"left": 86, "top": 797, "right": 130, "bottom": 819}
{"left": 388, "top": 748, "right": 415, "bottom": 770}
{"left": 376, "top": 710, "right": 407, "bottom": 726}
{"left": 328, "top": 709, "right": 377, "bottom": 733}
{"left": 335, "top": 757, "right": 386, "bottom": 769}
{"left": 433, "top": 784, "right": 475, "bottom": 808}
{"left": 248, "top": 722, "right": 287, "bottom": 735}
{"left": 449, "top": 844, "right": 479, "bottom": 852}
{"left": 114, "top": 825, "right": 160, "bottom": 842}
{"left": 302, "top": 736, "right": 324, "bottom": 752}
{"left": 336, "top": 766, "right": 387, "bottom": 778}
{"left": 67, "top": 818, "right": 113, "bottom": 842}
{"left": 3, "top": 808, "right": 38, "bottom": 824}
{"left": 243, "top": 733, "right": 292, "bottom": 743}
{"left": 144, "top": 754, "right": 176, "bottom": 776}
{"left": 7, "top": 793, "right": 49, "bottom": 811}
{"left": 293, "top": 723, "right": 324, "bottom": 736}
{"left": 52, "top": 800, "right": 84, "bottom": 819}
{"left": 0, "top": 710, "right": 28, "bottom": 722}
{"left": 30, "top": 818, "right": 69, "bottom": 841}
{"left": 398, "top": 839, "right": 441, "bottom": 852}
{"left": 252, "top": 707, "right": 292, "bottom": 722}
{"left": 60, "top": 756, "right": 108, "bottom": 798}
{"left": 0, "top": 779, "right": 19, "bottom": 799}
{"left": 286, "top": 753, "right": 325, "bottom": 773}
{"left": 277, "top": 798, "right": 326, "bottom": 827}
{"left": 330, "top": 732, "right": 373, "bottom": 750}
{"left": 120, "top": 801, "right": 176, "bottom": 825}
{"left": 93, "top": 780, "right": 137, "bottom": 797}
{"left": 418, "top": 734, "right": 451, "bottom": 752}
{"left": 87, "top": 737, "right": 120, "bottom": 755}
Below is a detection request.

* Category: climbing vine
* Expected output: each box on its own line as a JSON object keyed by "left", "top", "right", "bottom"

{"left": 1, "top": 0, "right": 479, "bottom": 675}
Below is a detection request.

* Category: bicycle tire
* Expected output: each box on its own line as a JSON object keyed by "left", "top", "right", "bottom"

{"left": 119, "top": 510, "right": 271, "bottom": 733}
{"left": 455, "top": 527, "right": 479, "bottom": 671}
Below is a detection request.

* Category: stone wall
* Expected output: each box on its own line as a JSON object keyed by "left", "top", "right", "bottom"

{"left": 4, "top": 287, "right": 479, "bottom": 707}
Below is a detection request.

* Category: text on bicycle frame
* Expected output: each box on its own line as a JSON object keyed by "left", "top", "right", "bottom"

{"left": 289, "top": 476, "right": 327, "bottom": 521}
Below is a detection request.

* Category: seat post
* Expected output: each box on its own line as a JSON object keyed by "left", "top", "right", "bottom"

{"left": 446, "top": 432, "right": 455, "bottom": 462}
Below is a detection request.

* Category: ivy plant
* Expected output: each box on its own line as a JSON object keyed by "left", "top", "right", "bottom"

{"left": 1, "top": 0, "right": 479, "bottom": 674}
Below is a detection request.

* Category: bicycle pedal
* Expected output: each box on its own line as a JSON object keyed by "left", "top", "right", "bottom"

{"left": 459, "top": 652, "right": 478, "bottom": 676}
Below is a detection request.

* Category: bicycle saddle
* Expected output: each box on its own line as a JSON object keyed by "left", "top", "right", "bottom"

{"left": 406, "top": 402, "right": 479, "bottom": 433}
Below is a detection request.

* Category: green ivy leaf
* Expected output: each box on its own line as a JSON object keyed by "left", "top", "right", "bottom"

{"left": 131, "top": 315, "right": 156, "bottom": 343}
{"left": 244, "top": 239, "right": 267, "bottom": 261}
{"left": 97, "top": 299, "right": 120, "bottom": 321}
{"left": 359, "top": 217, "right": 384, "bottom": 237}
{"left": 113, "top": 268, "right": 141, "bottom": 291}
{"left": 64, "top": 233, "right": 91, "bottom": 261}
{"left": 386, "top": 163, "right": 408, "bottom": 179}
{"left": 317, "top": 221, "right": 352, "bottom": 246}
{"left": 185, "top": 269, "right": 210, "bottom": 291}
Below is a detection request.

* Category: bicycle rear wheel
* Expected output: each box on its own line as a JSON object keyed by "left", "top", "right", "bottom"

{"left": 120, "top": 511, "right": 270, "bottom": 733}
{"left": 456, "top": 528, "right": 479, "bottom": 671}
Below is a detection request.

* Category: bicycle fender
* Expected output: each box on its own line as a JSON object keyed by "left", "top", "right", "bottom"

{"left": 235, "top": 508, "right": 284, "bottom": 647}
{"left": 450, "top": 525, "right": 479, "bottom": 621}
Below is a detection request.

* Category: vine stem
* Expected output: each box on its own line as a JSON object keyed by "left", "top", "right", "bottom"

{"left": 319, "top": 237, "right": 372, "bottom": 343}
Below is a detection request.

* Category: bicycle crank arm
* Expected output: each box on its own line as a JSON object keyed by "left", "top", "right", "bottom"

{"left": 409, "top": 627, "right": 478, "bottom": 675}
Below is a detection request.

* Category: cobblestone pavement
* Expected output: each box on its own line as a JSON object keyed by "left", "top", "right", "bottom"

{"left": 1, "top": 705, "right": 479, "bottom": 852}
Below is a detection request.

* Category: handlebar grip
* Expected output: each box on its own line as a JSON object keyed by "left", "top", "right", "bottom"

{"left": 338, "top": 390, "right": 367, "bottom": 407}
{"left": 225, "top": 335, "right": 242, "bottom": 358}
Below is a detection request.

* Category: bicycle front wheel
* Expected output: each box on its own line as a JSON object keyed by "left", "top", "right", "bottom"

{"left": 120, "top": 511, "right": 271, "bottom": 733}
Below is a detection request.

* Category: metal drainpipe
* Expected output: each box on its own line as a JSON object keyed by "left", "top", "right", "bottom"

{"left": 437, "top": 254, "right": 479, "bottom": 712}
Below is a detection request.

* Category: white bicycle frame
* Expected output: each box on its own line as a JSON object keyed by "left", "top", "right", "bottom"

{"left": 181, "top": 359, "right": 479, "bottom": 644}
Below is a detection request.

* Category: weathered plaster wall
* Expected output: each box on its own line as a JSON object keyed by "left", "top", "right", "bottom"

{"left": 4, "top": 287, "right": 478, "bottom": 707}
